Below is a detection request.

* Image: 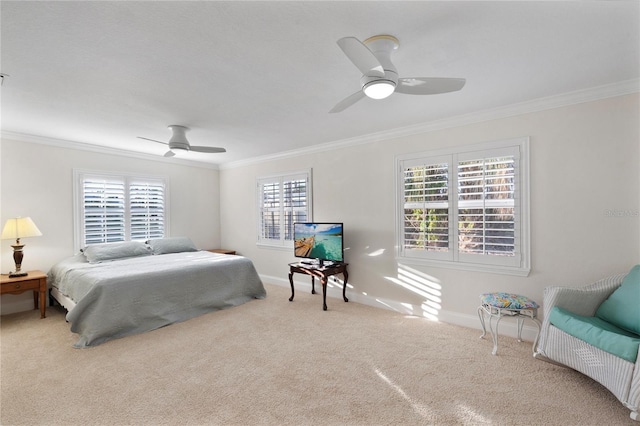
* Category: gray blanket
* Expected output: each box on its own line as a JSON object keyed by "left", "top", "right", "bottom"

{"left": 48, "top": 251, "right": 266, "bottom": 348}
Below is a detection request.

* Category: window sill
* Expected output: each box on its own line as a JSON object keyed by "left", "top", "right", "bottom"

{"left": 256, "top": 242, "right": 292, "bottom": 251}
{"left": 396, "top": 256, "right": 531, "bottom": 277}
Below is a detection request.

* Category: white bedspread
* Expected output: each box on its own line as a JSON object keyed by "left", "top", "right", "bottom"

{"left": 48, "top": 251, "right": 266, "bottom": 348}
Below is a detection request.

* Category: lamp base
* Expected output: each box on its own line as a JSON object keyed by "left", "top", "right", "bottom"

{"left": 9, "top": 243, "right": 27, "bottom": 278}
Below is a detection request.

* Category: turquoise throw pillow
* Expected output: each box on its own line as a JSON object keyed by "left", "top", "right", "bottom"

{"left": 595, "top": 265, "right": 640, "bottom": 335}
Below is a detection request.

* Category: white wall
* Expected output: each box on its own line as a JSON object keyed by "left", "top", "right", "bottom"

{"left": 2, "top": 94, "right": 638, "bottom": 339}
{"left": 0, "top": 139, "right": 221, "bottom": 314}
{"left": 220, "top": 94, "right": 640, "bottom": 337}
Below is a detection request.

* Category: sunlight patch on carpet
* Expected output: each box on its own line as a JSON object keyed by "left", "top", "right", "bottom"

{"left": 374, "top": 367, "right": 433, "bottom": 420}
{"left": 455, "top": 403, "right": 492, "bottom": 425}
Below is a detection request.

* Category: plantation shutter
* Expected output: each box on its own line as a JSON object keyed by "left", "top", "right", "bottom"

{"left": 401, "top": 156, "right": 452, "bottom": 261}
{"left": 283, "top": 178, "right": 308, "bottom": 241}
{"left": 396, "top": 138, "right": 529, "bottom": 275}
{"left": 76, "top": 171, "right": 168, "bottom": 250}
{"left": 82, "top": 177, "right": 126, "bottom": 245}
{"left": 260, "top": 180, "right": 281, "bottom": 241}
{"left": 257, "top": 171, "right": 312, "bottom": 247}
{"left": 456, "top": 147, "right": 520, "bottom": 267}
{"left": 130, "top": 179, "right": 166, "bottom": 241}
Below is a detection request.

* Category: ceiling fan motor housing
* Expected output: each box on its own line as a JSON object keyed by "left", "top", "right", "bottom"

{"left": 168, "top": 125, "right": 191, "bottom": 151}
{"left": 361, "top": 35, "right": 400, "bottom": 95}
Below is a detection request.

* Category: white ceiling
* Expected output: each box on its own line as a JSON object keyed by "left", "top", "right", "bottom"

{"left": 1, "top": 1, "right": 639, "bottom": 167}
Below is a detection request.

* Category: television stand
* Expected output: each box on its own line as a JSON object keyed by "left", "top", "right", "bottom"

{"left": 288, "top": 262, "right": 349, "bottom": 311}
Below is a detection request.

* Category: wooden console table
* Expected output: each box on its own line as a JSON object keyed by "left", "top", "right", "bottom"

{"left": 288, "top": 262, "right": 349, "bottom": 311}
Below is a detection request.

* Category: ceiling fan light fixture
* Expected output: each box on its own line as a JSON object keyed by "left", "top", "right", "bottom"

{"left": 363, "top": 80, "right": 396, "bottom": 99}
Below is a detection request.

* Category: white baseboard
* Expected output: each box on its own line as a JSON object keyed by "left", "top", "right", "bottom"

{"left": 261, "top": 273, "right": 539, "bottom": 343}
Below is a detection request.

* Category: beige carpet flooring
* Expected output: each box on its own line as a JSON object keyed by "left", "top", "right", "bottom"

{"left": 1, "top": 283, "right": 635, "bottom": 425}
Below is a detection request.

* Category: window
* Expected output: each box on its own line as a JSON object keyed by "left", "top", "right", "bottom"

{"left": 74, "top": 170, "right": 168, "bottom": 250}
{"left": 257, "top": 170, "right": 312, "bottom": 248}
{"left": 396, "top": 138, "right": 530, "bottom": 276}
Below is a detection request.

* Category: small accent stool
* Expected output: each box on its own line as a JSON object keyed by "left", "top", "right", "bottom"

{"left": 478, "top": 292, "right": 541, "bottom": 355}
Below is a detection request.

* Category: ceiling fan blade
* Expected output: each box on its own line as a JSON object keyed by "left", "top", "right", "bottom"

{"left": 137, "top": 136, "right": 167, "bottom": 145}
{"left": 396, "top": 77, "right": 466, "bottom": 95}
{"left": 337, "top": 37, "right": 384, "bottom": 78}
{"left": 164, "top": 150, "right": 175, "bottom": 158}
{"left": 190, "top": 146, "right": 226, "bottom": 153}
{"left": 329, "top": 91, "right": 366, "bottom": 113}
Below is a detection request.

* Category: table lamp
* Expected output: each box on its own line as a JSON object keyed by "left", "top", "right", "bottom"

{"left": 1, "top": 217, "right": 42, "bottom": 277}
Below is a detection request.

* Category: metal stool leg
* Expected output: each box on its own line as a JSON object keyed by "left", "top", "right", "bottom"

{"left": 530, "top": 316, "right": 542, "bottom": 355}
{"left": 478, "top": 305, "right": 488, "bottom": 339}
{"left": 490, "top": 313, "right": 502, "bottom": 355}
{"left": 517, "top": 317, "right": 524, "bottom": 342}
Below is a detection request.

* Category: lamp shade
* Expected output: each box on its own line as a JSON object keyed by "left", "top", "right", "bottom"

{"left": 1, "top": 217, "right": 42, "bottom": 240}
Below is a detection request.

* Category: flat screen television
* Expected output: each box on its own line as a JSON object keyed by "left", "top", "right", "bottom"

{"left": 294, "top": 222, "right": 344, "bottom": 266}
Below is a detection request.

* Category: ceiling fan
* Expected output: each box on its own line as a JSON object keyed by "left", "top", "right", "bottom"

{"left": 138, "top": 125, "right": 226, "bottom": 157}
{"left": 330, "top": 35, "right": 466, "bottom": 113}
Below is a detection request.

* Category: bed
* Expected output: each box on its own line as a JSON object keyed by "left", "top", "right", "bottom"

{"left": 48, "top": 238, "right": 266, "bottom": 348}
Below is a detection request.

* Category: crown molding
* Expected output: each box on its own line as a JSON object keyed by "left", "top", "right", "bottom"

{"left": 220, "top": 78, "right": 639, "bottom": 170}
{"left": 0, "top": 131, "right": 220, "bottom": 170}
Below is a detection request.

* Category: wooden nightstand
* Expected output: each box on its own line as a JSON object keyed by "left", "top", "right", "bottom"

{"left": 207, "top": 249, "right": 236, "bottom": 255}
{"left": 1, "top": 270, "right": 47, "bottom": 318}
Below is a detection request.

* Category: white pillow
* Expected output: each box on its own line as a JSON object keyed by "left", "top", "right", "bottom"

{"left": 147, "top": 237, "right": 197, "bottom": 255}
{"left": 83, "top": 241, "right": 152, "bottom": 264}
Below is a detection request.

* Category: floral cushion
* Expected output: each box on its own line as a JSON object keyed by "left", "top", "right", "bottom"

{"left": 480, "top": 292, "right": 538, "bottom": 310}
